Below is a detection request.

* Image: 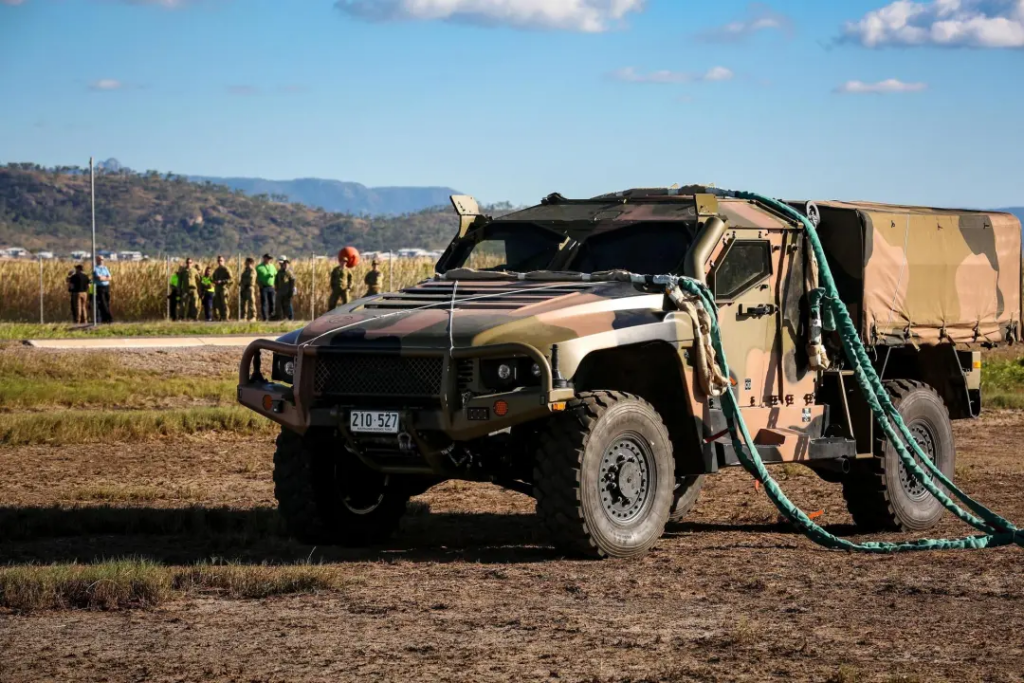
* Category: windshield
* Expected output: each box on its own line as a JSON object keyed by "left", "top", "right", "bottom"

{"left": 440, "top": 221, "right": 694, "bottom": 276}
{"left": 443, "top": 224, "right": 565, "bottom": 273}
{"left": 567, "top": 224, "right": 693, "bottom": 274}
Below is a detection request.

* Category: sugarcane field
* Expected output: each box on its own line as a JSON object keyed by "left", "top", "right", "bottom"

{"left": 3, "top": 2, "right": 1024, "bottom": 682}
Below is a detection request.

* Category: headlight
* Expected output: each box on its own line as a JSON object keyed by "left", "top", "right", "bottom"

{"left": 271, "top": 354, "right": 296, "bottom": 383}
{"left": 480, "top": 358, "right": 542, "bottom": 390}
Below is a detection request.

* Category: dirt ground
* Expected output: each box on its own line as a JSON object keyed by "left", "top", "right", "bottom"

{"left": 2, "top": 402, "right": 1023, "bottom": 682}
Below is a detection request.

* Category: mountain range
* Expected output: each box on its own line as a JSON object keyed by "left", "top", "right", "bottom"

{"left": 0, "top": 164, "right": 467, "bottom": 255}
{"left": 188, "top": 176, "right": 459, "bottom": 216}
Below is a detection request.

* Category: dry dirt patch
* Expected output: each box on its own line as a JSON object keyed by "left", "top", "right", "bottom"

{"left": 1, "top": 413, "right": 1023, "bottom": 681}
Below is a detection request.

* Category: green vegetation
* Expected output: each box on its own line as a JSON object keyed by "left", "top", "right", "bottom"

{"left": 0, "top": 558, "right": 343, "bottom": 611}
{"left": 0, "top": 320, "right": 302, "bottom": 340}
{"left": 980, "top": 356, "right": 1024, "bottom": 409}
{"left": 0, "top": 164, "right": 469, "bottom": 254}
{"left": 0, "top": 407, "right": 275, "bottom": 446}
{"left": 0, "top": 351, "right": 236, "bottom": 409}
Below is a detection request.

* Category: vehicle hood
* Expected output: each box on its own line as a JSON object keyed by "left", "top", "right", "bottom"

{"left": 296, "top": 279, "right": 667, "bottom": 350}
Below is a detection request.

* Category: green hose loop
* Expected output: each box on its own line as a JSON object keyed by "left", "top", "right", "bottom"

{"left": 675, "top": 190, "right": 1022, "bottom": 552}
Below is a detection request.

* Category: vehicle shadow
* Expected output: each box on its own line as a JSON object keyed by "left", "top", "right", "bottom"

{"left": 0, "top": 504, "right": 559, "bottom": 566}
{"left": 666, "top": 520, "right": 862, "bottom": 537}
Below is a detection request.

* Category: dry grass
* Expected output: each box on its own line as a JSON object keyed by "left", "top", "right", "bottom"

{"left": 0, "top": 320, "right": 303, "bottom": 340}
{"left": 71, "top": 484, "right": 205, "bottom": 503}
{"left": 0, "top": 407, "right": 274, "bottom": 446}
{"left": 0, "top": 257, "right": 441, "bottom": 323}
{"left": 0, "top": 559, "right": 344, "bottom": 611}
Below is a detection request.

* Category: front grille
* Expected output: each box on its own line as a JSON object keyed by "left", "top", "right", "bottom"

{"left": 314, "top": 354, "right": 444, "bottom": 397}
{"left": 456, "top": 359, "right": 474, "bottom": 394}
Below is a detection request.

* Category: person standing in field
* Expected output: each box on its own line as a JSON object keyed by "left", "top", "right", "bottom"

{"left": 168, "top": 269, "right": 179, "bottom": 322}
{"left": 67, "top": 264, "right": 90, "bottom": 324}
{"left": 275, "top": 258, "right": 296, "bottom": 321}
{"left": 239, "top": 257, "right": 257, "bottom": 321}
{"left": 256, "top": 253, "right": 277, "bottom": 321}
{"left": 329, "top": 250, "right": 355, "bottom": 309}
{"left": 92, "top": 255, "right": 113, "bottom": 323}
{"left": 201, "top": 266, "right": 216, "bottom": 322}
{"left": 175, "top": 258, "right": 201, "bottom": 321}
{"left": 364, "top": 258, "right": 382, "bottom": 296}
{"left": 212, "top": 255, "right": 233, "bottom": 321}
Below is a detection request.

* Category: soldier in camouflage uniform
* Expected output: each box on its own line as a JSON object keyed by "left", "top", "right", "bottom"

{"left": 175, "top": 258, "right": 201, "bottom": 321}
{"left": 275, "top": 258, "right": 296, "bottom": 321}
{"left": 239, "top": 257, "right": 257, "bottom": 321}
{"left": 364, "top": 259, "right": 382, "bottom": 296}
{"left": 212, "top": 255, "right": 233, "bottom": 321}
{"left": 329, "top": 253, "right": 354, "bottom": 309}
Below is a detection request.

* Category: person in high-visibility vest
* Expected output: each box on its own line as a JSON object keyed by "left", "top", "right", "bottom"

{"left": 201, "top": 266, "right": 216, "bottom": 322}
{"left": 168, "top": 271, "right": 180, "bottom": 322}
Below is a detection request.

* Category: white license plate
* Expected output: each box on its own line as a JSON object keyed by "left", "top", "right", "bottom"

{"left": 350, "top": 410, "right": 400, "bottom": 434}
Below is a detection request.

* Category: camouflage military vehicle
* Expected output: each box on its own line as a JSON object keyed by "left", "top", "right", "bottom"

{"left": 238, "top": 188, "right": 1021, "bottom": 558}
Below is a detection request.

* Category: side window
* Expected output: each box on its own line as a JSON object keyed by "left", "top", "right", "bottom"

{"left": 711, "top": 240, "right": 772, "bottom": 301}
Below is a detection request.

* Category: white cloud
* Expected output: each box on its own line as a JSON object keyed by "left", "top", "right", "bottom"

{"left": 697, "top": 3, "right": 793, "bottom": 42}
{"left": 335, "top": 0, "right": 645, "bottom": 32}
{"left": 843, "top": 0, "right": 1024, "bottom": 48}
{"left": 89, "top": 79, "right": 124, "bottom": 91}
{"left": 609, "top": 66, "right": 734, "bottom": 84}
{"left": 834, "top": 78, "right": 928, "bottom": 94}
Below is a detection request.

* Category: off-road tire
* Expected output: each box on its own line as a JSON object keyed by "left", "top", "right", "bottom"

{"left": 669, "top": 475, "right": 705, "bottom": 523}
{"left": 273, "top": 428, "right": 410, "bottom": 546}
{"left": 533, "top": 391, "right": 675, "bottom": 559}
{"left": 842, "top": 380, "right": 955, "bottom": 532}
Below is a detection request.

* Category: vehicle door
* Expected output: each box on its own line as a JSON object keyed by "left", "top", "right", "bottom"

{"left": 708, "top": 229, "right": 782, "bottom": 408}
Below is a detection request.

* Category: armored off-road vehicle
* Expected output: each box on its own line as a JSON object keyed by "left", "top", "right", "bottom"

{"left": 239, "top": 188, "right": 1022, "bottom": 558}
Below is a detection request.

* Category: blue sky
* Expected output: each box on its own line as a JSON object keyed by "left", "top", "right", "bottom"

{"left": 1, "top": 0, "right": 1021, "bottom": 207}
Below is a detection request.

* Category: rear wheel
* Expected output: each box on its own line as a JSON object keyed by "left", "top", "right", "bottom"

{"left": 668, "top": 475, "right": 705, "bottom": 523}
{"left": 273, "top": 428, "right": 410, "bottom": 545}
{"left": 534, "top": 391, "right": 674, "bottom": 559}
{"left": 842, "top": 380, "right": 955, "bottom": 532}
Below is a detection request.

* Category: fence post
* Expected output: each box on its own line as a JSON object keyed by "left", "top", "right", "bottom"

{"left": 237, "top": 253, "right": 242, "bottom": 321}
{"left": 38, "top": 257, "right": 44, "bottom": 324}
{"left": 164, "top": 256, "right": 170, "bottom": 321}
{"left": 310, "top": 254, "right": 316, "bottom": 321}
{"left": 389, "top": 250, "right": 393, "bottom": 292}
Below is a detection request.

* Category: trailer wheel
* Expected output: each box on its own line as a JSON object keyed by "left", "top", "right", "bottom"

{"left": 273, "top": 428, "right": 409, "bottom": 546}
{"left": 842, "top": 380, "right": 955, "bottom": 532}
{"left": 668, "top": 475, "right": 705, "bottom": 523}
{"left": 534, "top": 391, "right": 674, "bottom": 559}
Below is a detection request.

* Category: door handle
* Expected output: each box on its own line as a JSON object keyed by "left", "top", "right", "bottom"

{"left": 738, "top": 303, "right": 776, "bottom": 318}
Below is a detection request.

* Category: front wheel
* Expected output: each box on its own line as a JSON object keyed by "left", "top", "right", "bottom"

{"left": 273, "top": 428, "right": 410, "bottom": 546}
{"left": 534, "top": 391, "right": 675, "bottom": 559}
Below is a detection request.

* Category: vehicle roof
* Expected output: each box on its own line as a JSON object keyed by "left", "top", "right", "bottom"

{"left": 796, "top": 199, "right": 1017, "bottom": 219}
{"left": 491, "top": 188, "right": 791, "bottom": 230}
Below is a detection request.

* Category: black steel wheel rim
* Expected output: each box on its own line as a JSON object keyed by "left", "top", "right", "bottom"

{"left": 599, "top": 432, "right": 656, "bottom": 524}
{"left": 898, "top": 420, "right": 937, "bottom": 501}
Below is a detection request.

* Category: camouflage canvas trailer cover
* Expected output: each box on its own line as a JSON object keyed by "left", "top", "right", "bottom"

{"left": 804, "top": 201, "right": 1022, "bottom": 347}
